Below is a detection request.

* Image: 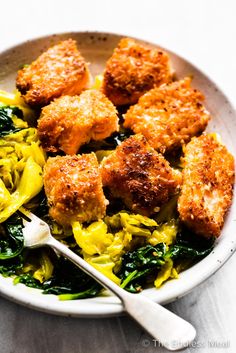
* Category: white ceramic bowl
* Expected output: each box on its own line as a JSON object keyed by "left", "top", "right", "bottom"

{"left": 0, "top": 32, "right": 235, "bottom": 318}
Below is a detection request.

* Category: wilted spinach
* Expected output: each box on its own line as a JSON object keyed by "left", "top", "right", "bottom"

{"left": 0, "top": 207, "right": 214, "bottom": 299}
{"left": 0, "top": 214, "right": 24, "bottom": 259}
{"left": 119, "top": 228, "right": 214, "bottom": 292}
{"left": 0, "top": 106, "right": 23, "bottom": 136}
{"left": 0, "top": 211, "right": 101, "bottom": 300}
{"left": 168, "top": 227, "right": 214, "bottom": 259}
{"left": 14, "top": 273, "right": 43, "bottom": 289}
{"left": 119, "top": 243, "right": 167, "bottom": 292}
{"left": 0, "top": 254, "right": 24, "bottom": 276}
{"left": 42, "top": 257, "right": 102, "bottom": 299}
{"left": 14, "top": 256, "right": 102, "bottom": 300}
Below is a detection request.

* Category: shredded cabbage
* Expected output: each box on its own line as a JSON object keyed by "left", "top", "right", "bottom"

{"left": 105, "top": 212, "right": 157, "bottom": 236}
{"left": 0, "top": 89, "right": 35, "bottom": 122}
{"left": 148, "top": 219, "right": 178, "bottom": 246}
{"left": 83, "top": 253, "right": 121, "bottom": 285}
{"left": 73, "top": 220, "right": 113, "bottom": 256}
{"left": 0, "top": 178, "right": 11, "bottom": 211}
{"left": 72, "top": 221, "right": 120, "bottom": 284}
{"left": 72, "top": 212, "right": 178, "bottom": 286}
{"left": 95, "top": 150, "right": 114, "bottom": 163}
{"left": 0, "top": 156, "right": 44, "bottom": 223}
{"left": 22, "top": 249, "right": 54, "bottom": 283}
{"left": 154, "top": 258, "right": 178, "bottom": 288}
{"left": 0, "top": 107, "right": 45, "bottom": 223}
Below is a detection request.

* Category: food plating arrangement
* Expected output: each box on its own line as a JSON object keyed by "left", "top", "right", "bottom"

{"left": 0, "top": 36, "right": 234, "bottom": 302}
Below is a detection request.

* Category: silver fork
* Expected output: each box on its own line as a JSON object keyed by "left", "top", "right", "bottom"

{"left": 20, "top": 206, "right": 196, "bottom": 351}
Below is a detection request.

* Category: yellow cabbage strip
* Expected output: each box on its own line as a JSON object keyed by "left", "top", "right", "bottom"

{"left": 107, "top": 230, "right": 132, "bottom": 266}
{"left": 11, "top": 115, "right": 28, "bottom": 129}
{"left": 105, "top": 212, "right": 157, "bottom": 264}
{"left": 73, "top": 220, "right": 113, "bottom": 255}
{"left": 95, "top": 150, "right": 114, "bottom": 163}
{"left": 91, "top": 75, "right": 103, "bottom": 90}
{"left": 120, "top": 212, "right": 157, "bottom": 236}
{"left": 83, "top": 253, "right": 121, "bottom": 285}
{"left": 0, "top": 126, "right": 45, "bottom": 222}
{"left": 148, "top": 219, "right": 178, "bottom": 246}
{"left": 0, "top": 89, "right": 35, "bottom": 121}
{"left": 72, "top": 221, "right": 120, "bottom": 284}
{"left": 0, "top": 156, "right": 43, "bottom": 223}
{"left": 154, "top": 259, "right": 178, "bottom": 288}
{"left": 73, "top": 213, "right": 180, "bottom": 288}
{"left": 33, "top": 251, "right": 54, "bottom": 283}
{"left": 105, "top": 212, "right": 157, "bottom": 237}
{"left": 0, "top": 178, "right": 11, "bottom": 211}
{"left": 0, "top": 128, "right": 45, "bottom": 191}
{"left": 72, "top": 212, "right": 159, "bottom": 285}
{"left": 22, "top": 249, "right": 54, "bottom": 283}
{"left": 0, "top": 89, "right": 25, "bottom": 106}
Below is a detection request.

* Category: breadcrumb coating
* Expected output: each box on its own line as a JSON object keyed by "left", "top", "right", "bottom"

{"left": 16, "top": 39, "right": 90, "bottom": 107}
{"left": 102, "top": 37, "right": 172, "bottom": 106}
{"left": 101, "top": 134, "right": 182, "bottom": 216}
{"left": 37, "top": 89, "right": 119, "bottom": 155}
{"left": 124, "top": 77, "right": 210, "bottom": 153}
{"left": 43, "top": 154, "right": 107, "bottom": 226}
{"left": 178, "top": 134, "right": 234, "bottom": 238}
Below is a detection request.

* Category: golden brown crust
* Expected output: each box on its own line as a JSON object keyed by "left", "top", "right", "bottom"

{"left": 178, "top": 134, "right": 235, "bottom": 238}
{"left": 124, "top": 77, "right": 210, "bottom": 153}
{"left": 102, "top": 37, "right": 172, "bottom": 106}
{"left": 37, "top": 90, "right": 119, "bottom": 155}
{"left": 101, "top": 134, "right": 182, "bottom": 216}
{"left": 16, "top": 39, "right": 90, "bottom": 107}
{"left": 43, "top": 154, "right": 107, "bottom": 226}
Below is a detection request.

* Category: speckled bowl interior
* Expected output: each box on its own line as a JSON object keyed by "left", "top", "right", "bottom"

{"left": 0, "top": 32, "right": 235, "bottom": 317}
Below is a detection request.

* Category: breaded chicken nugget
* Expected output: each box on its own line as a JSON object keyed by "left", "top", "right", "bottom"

{"left": 124, "top": 78, "right": 210, "bottom": 153}
{"left": 16, "top": 39, "right": 90, "bottom": 107}
{"left": 43, "top": 154, "right": 107, "bottom": 226}
{"left": 178, "top": 134, "right": 234, "bottom": 238}
{"left": 37, "top": 89, "right": 119, "bottom": 155}
{"left": 102, "top": 37, "right": 172, "bottom": 106}
{"left": 101, "top": 134, "right": 182, "bottom": 216}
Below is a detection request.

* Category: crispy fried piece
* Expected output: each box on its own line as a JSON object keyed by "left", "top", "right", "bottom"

{"left": 16, "top": 39, "right": 90, "bottom": 107}
{"left": 102, "top": 37, "right": 172, "bottom": 106}
{"left": 37, "top": 90, "right": 119, "bottom": 155}
{"left": 101, "top": 134, "right": 182, "bottom": 216}
{"left": 178, "top": 134, "right": 235, "bottom": 238}
{"left": 124, "top": 78, "right": 210, "bottom": 153}
{"left": 43, "top": 154, "right": 107, "bottom": 226}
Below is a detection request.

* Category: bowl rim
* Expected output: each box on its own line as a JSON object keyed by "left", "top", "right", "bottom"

{"left": 0, "top": 30, "right": 235, "bottom": 318}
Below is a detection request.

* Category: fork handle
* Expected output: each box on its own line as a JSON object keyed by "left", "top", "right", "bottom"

{"left": 47, "top": 235, "right": 196, "bottom": 351}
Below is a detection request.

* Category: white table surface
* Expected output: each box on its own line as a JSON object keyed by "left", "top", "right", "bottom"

{"left": 0, "top": 1, "right": 236, "bottom": 352}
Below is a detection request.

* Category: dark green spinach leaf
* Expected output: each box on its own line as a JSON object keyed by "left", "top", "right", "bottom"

{"left": 15, "top": 256, "right": 102, "bottom": 300}
{"left": 14, "top": 273, "right": 43, "bottom": 289}
{"left": 0, "top": 254, "right": 24, "bottom": 276}
{"left": 0, "top": 105, "right": 23, "bottom": 136}
{"left": 167, "top": 227, "right": 214, "bottom": 259}
{"left": 119, "top": 226, "right": 214, "bottom": 293}
{"left": 0, "top": 214, "right": 24, "bottom": 259}
{"left": 119, "top": 243, "right": 166, "bottom": 292}
{"left": 42, "top": 257, "right": 102, "bottom": 298}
